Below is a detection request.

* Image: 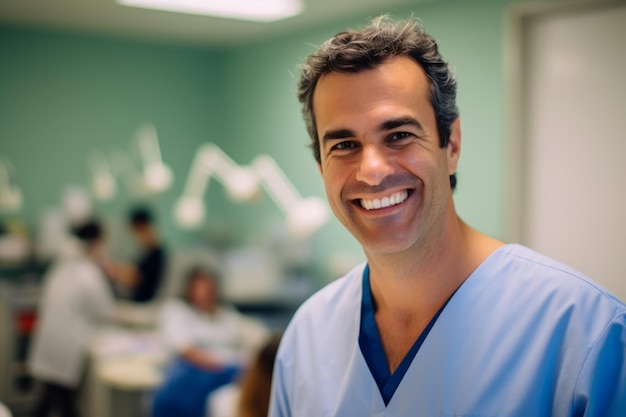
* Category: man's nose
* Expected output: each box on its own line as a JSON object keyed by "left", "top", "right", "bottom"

{"left": 355, "top": 145, "right": 394, "bottom": 185}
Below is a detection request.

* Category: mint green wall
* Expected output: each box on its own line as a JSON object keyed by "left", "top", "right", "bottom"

{"left": 1, "top": 0, "right": 530, "bottom": 281}
{"left": 0, "top": 26, "right": 228, "bottom": 245}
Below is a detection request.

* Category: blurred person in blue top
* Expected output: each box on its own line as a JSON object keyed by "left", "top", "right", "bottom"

{"left": 29, "top": 219, "right": 115, "bottom": 417}
{"left": 153, "top": 266, "right": 268, "bottom": 417}
{"left": 268, "top": 15, "right": 626, "bottom": 417}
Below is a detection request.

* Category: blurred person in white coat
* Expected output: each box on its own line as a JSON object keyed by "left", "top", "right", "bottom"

{"left": 29, "top": 219, "right": 115, "bottom": 417}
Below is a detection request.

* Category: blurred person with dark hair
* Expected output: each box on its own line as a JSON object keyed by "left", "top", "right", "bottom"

{"left": 101, "top": 206, "right": 166, "bottom": 303}
{"left": 153, "top": 267, "right": 268, "bottom": 417}
{"left": 29, "top": 219, "right": 114, "bottom": 417}
{"left": 237, "top": 333, "right": 281, "bottom": 417}
{"left": 209, "top": 333, "right": 282, "bottom": 417}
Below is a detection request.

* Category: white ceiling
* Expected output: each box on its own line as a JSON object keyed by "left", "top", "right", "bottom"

{"left": 0, "top": 0, "right": 430, "bottom": 47}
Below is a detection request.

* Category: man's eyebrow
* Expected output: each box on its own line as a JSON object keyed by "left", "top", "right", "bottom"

{"left": 379, "top": 117, "right": 425, "bottom": 132}
{"left": 321, "top": 118, "right": 424, "bottom": 142}
{"left": 322, "top": 129, "right": 355, "bottom": 142}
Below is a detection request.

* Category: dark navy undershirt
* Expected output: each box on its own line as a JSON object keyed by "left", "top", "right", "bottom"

{"left": 358, "top": 265, "right": 454, "bottom": 405}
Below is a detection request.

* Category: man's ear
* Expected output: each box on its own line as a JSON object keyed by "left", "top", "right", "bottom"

{"left": 317, "top": 163, "right": 323, "bottom": 175}
{"left": 447, "top": 118, "right": 461, "bottom": 176}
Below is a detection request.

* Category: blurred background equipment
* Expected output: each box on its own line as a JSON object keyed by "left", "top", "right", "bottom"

{"left": 89, "top": 151, "right": 117, "bottom": 202}
{"left": 97, "top": 123, "right": 174, "bottom": 201}
{"left": 174, "top": 144, "right": 328, "bottom": 239}
{"left": 134, "top": 124, "right": 173, "bottom": 195}
{"left": 0, "top": 278, "right": 39, "bottom": 416}
{"left": 251, "top": 155, "right": 328, "bottom": 239}
{"left": 0, "top": 157, "right": 23, "bottom": 214}
{"left": 174, "top": 144, "right": 260, "bottom": 229}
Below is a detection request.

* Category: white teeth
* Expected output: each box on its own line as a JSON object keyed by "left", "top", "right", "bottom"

{"left": 360, "top": 190, "right": 408, "bottom": 211}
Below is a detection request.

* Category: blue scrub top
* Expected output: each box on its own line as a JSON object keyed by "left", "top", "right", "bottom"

{"left": 269, "top": 244, "right": 626, "bottom": 417}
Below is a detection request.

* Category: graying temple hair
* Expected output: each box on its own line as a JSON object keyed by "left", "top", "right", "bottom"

{"left": 296, "top": 15, "right": 459, "bottom": 189}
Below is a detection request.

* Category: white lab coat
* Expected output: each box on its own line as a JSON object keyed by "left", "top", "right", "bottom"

{"left": 29, "top": 237, "right": 114, "bottom": 387}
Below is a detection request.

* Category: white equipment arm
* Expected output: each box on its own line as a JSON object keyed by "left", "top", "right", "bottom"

{"left": 0, "top": 157, "right": 23, "bottom": 213}
{"left": 134, "top": 123, "right": 173, "bottom": 193}
{"left": 174, "top": 143, "right": 328, "bottom": 238}
{"left": 252, "top": 155, "right": 328, "bottom": 238}
{"left": 89, "top": 151, "right": 117, "bottom": 201}
{"left": 174, "top": 144, "right": 259, "bottom": 228}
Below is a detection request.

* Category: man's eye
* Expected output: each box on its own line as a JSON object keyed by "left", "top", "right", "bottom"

{"left": 331, "top": 141, "right": 358, "bottom": 151}
{"left": 388, "top": 132, "right": 413, "bottom": 141}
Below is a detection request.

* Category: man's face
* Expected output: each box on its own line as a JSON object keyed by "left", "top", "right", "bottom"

{"left": 313, "top": 56, "right": 460, "bottom": 256}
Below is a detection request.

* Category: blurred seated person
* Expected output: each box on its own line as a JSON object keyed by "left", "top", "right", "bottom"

{"left": 153, "top": 266, "right": 269, "bottom": 417}
{"left": 100, "top": 206, "right": 166, "bottom": 303}
{"left": 29, "top": 219, "right": 115, "bottom": 417}
{"left": 209, "top": 333, "right": 282, "bottom": 417}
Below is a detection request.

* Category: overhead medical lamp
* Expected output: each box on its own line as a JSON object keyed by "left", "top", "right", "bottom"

{"left": 94, "top": 123, "right": 174, "bottom": 199}
{"left": 174, "top": 143, "right": 260, "bottom": 228}
{"left": 174, "top": 143, "right": 329, "bottom": 238}
{"left": 135, "top": 123, "right": 173, "bottom": 194}
{"left": 251, "top": 155, "right": 329, "bottom": 239}
{"left": 0, "top": 156, "right": 23, "bottom": 213}
{"left": 109, "top": 147, "right": 150, "bottom": 198}
{"left": 89, "top": 151, "right": 117, "bottom": 201}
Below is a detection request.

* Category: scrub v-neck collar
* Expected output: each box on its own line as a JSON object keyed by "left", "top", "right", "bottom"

{"left": 358, "top": 264, "right": 454, "bottom": 405}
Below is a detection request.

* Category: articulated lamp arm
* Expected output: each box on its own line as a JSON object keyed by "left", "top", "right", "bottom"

{"left": 252, "top": 155, "right": 328, "bottom": 238}
{"left": 91, "top": 123, "right": 173, "bottom": 200}
{"left": 174, "top": 144, "right": 328, "bottom": 238}
{"left": 135, "top": 123, "right": 173, "bottom": 193}
{"left": 89, "top": 151, "right": 117, "bottom": 201}
{"left": 0, "top": 157, "right": 23, "bottom": 213}
{"left": 174, "top": 144, "right": 259, "bottom": 228}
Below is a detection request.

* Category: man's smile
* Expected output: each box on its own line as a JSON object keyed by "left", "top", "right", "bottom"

{"left": 357, "top": 189, "right": 410, "bottom": 211}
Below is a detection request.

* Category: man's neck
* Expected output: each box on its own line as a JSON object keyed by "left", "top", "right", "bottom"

{"left": 365, "top": 218, "right": 503, "bottom": 318}
{"left": 364, "top": 218, "right": 504, "bottom": 372}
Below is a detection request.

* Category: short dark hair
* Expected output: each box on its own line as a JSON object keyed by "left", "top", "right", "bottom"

{"left": 129, "top": 206, "right": 154, "bottom": 226}
{"left": 71, "top": 219, "right": 102, "bottom": 244}
{"left": 297, "top": 15, "right": 459, "bottom": 190}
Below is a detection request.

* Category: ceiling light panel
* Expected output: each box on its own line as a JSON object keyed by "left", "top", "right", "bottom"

{"left": 116, "top": 0, "right": 304, "bottom": 22}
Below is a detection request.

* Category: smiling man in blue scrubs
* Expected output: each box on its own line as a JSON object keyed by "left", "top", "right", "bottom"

{"left": 268, "top": 15, "right": 626, "bottom": 417}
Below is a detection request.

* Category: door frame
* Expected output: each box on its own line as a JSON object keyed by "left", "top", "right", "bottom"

{"left": 504, "top": 0, "right": 626, "bottom": 243}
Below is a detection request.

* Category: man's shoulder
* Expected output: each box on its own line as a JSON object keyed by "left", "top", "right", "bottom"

{"left": 485, "top": 244, "right": 626, "bottom": 314}
{"left": 275, "top": 262, "right": 365, "bottom": 369}
{"left": 303, "top": 262, "right": 365, "bottom": 305}
{"left": 286, "top": 262, "right": 365, "bottom": 330}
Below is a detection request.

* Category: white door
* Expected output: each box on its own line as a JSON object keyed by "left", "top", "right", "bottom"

{"left": 521, "top": 2, "right": 626, "bottom": 301}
